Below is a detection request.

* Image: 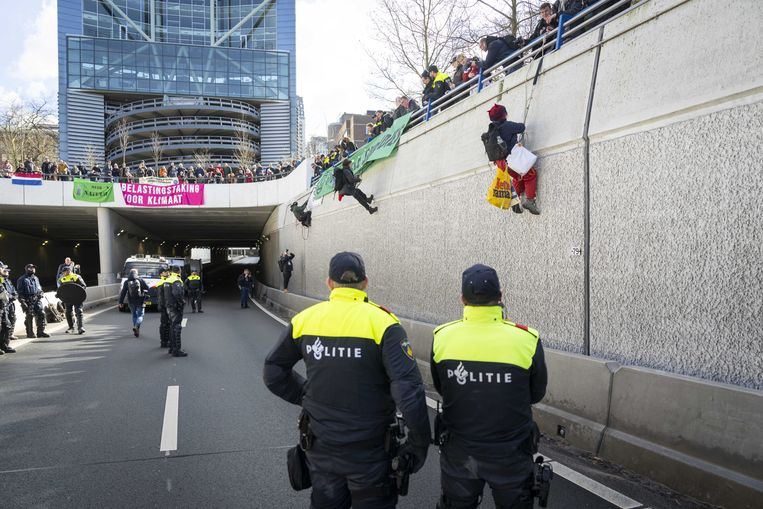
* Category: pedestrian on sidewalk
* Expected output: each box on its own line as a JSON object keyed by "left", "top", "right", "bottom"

{"left": 57, "top": 267, "right": 87, "bottom": 335}
{"left": 238, "top": 269, "right": 253, "bottom": 308}
{"left": 0, "top": 261, "right": 16, "bottom": 354}
{"left": 279, "top": 250, "right": 295, "bottom": 292}
{"left": 118, "top": 268, "right": 149, "bottom": 337}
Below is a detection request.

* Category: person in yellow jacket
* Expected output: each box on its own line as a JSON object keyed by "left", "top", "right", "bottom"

{"left": 264, "top": 252, "right": 430, "bottom": 508}
{"left": 427, "top": 65, "right": 453, "bottom": 103}
{"left": 431, "top": 264, "right": 547, "bottom": 509}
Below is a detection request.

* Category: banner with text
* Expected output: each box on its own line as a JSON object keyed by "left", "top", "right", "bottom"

{"left": 72, "top": 178, "right": 115, "bottom": 203}
{"left": 139, "top": 177, "right": 179, "bottom": 186}
{"left": 120, "top": 182, "right": 205, "bottom": 207}
{"left": 313, "top": 112, "right": 412, "bottom": 198}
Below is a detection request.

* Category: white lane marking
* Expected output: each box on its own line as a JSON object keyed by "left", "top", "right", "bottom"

{"left": 6, "top": 304, "right": 116, "bottom": 353}
{"left": 254, "top": 295, "right": 644, "bottom": 508}
{"left": 160, "top": 386, "right": 180, "bottom": 453}
{"left": 250, "top": 296, "right": 287, "bottom": 326}
{"left": 548, "top": 461, "right": 644, "bottom": 509}
{"left": 181, "top": 318, "right": 188, "bottom": 328}
{"left": 428, "top": 379, "right": 645, "bottom": 507}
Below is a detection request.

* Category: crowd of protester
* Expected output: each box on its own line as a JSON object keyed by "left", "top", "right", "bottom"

{"left": 417, "top": 0, "right": 629, "bottom": 111}
{"left": 0, "top": 157, "right": 300, "bottom": 184}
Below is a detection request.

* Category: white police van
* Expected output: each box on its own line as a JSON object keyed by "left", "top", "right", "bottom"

{"left": 120, "top": 255, "right": 169, "bottom": 310}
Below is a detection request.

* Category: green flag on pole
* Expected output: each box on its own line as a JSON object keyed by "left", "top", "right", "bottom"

{"left": 314, "top": 112, "right": 413, "bottom": 198}
{"left": 72, "top": 178, "right": 115, "bottom": 203}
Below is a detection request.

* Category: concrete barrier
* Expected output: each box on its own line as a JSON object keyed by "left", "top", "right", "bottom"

{"left": 600, "top": 366, "right": 763, "bottom": 508}
{"left": 254, "top": 281, "right": 763, "bottom": 507}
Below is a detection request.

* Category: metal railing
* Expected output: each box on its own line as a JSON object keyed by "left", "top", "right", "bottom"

{"left": 105, "top": 97, "right": 260, "bottom": 125}
{"left": 404, "top": 0, "right": 637, "bottom": 131}
{"left": 106, "top": 135, "right": 260, "bottom": 160}
{"left": 105, "top": 116, "right": 260, "bottom": 145}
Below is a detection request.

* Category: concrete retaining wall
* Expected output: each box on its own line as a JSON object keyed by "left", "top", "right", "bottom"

{"left": 253, "top": 282, "right": 763, "bottom": 507}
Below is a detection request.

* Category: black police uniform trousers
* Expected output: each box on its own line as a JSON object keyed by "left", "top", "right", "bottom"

{"left": 282, "top": 271, "right": 292, "bottom": 290}
{"left": 188, "top": 290, "right": 202, "bottom": 312}
{"left": 64, "top": 302, "right": 84, "bottom": 331}
{"left": 159, "top": 306, "right": 170, "bottom": 347}
{"left": 438, "top": 440, "right": 534, "bottom": 509}
{"left": 0, "top": 305, "right": 10, "bottom": 350}
{"left": 23, "top": 298, "right": 46, "bottom": 336}
{"left": 167, "top": 305, "right": 183, "bottom": 353}
{"left": 306, "top": 439, "right": 396, "bottom": 509}
{"left": 7, "top": 299, "right": 16, "bottom": 331}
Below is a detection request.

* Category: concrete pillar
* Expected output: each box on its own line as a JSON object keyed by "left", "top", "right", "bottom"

{"left": 96, "top": 208, "right": 117, "bottom": 285}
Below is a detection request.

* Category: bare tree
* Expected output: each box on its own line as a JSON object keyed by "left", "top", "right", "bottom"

{"left": 84, "top": 144, "right": 98, "bottom": 170}
{"left": 0, "top": 100, "right": 56, "bottom": 168}
{"left": 474, "top": 0, "right": 544, "bottom": 39}
{"left": 193, "top": 149, "right": 212, "bottom": 170}
{"left": 233, "top": 129, "right": 255, "bottom": 171}
{"left": 150, "top": 131, "right": 163, "bottom": 170}
{"left": 365, "top": 0, "right": 480, "bottom": 101}
{"left": 115, "top": 118, "right": 130, "bottom": 168}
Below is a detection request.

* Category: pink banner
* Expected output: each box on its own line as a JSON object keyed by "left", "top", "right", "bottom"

{"left": 119, "top": 182, "right": 205, "bottom": 207}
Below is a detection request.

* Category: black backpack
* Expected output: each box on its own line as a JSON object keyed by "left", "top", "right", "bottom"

{"left": 481, "top": 123, "right": 509, "bottom": 162}
{"left": 127, "top": 279, "right": 142, "bottom": 299}
{"left": 332, "top": 167, "right": 345, "bottom": 192}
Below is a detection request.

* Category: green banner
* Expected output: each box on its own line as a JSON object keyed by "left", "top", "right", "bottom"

{"left": 72, "top": 178, "right": 114, "bottom": 203}
{"left": 314, "top": 112, "right": 413, "bottom": 198}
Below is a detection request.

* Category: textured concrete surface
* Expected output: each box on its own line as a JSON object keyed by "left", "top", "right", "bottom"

{"left": 588, "top": 103, "right": 763, "bottom": 389}
{"left": 262, "top": 0, "right": 763, "bottom": 390}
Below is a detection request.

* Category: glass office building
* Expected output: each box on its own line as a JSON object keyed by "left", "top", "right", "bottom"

{"left": 58, "top": 0, "right": 297, "bottom": 167}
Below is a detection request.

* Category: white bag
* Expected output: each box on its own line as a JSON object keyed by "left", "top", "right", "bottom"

{"left": 506, "top": 144, "right": 537, "bottom": 176}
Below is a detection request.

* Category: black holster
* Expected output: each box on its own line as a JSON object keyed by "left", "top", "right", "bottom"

{"left": 433, "top": 411, "right": 450, "bottom": 446}
{"left": 287, "top": 410, "right": 313, "bottom": 491}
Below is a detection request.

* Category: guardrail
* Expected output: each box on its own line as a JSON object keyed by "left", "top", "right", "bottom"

{"left": 105, "top": 116, "right": 260, "bottom": 145}
{"left": 405, "top": 0, "right": 636, "bottom": 131}
{"left": 105, "top": 97, "right": 260, "bottom": 124}
{"left": 106, "top": 135, "right": 260, "bottom": 161}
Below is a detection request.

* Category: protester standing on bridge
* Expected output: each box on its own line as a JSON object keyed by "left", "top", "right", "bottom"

{"left": 119, "top": 268, "right": 150, "bottom": 337}
{"left": 0, "top": 262, "right": 17, "bottom": 354}
{"left": 55, "top": 257, "right": 75, "bottom": 288}
{"left": 57, "top": 267, "right": 87, "bottom": 335}
{"left": 2, "top": 263, "right": 19, "bottom": 341}
{"left": 279, "top": 250, "right": 295, "bottom": 292}
{"left": 264, "top": 252, "right": 431, "bottom": 508}
{"left": 16, "top": 264, "right": 49, "bottom": 339}
{"left": 237, "top": 269, "right": 253, "bottom": 308}
{"left": 431, "top": 264, "right": 547, "bottom": 509}
{"left": 155, "top": 266, "right": 171, "bottom": 348}
{"left": 163, "top": 266, "right": 187, "bottom": 357}
{"left": 334, "top": 159, "right": 378, "bottom": 215}
{"left": 184, "top": 270, "right": 203, "bottom": 313}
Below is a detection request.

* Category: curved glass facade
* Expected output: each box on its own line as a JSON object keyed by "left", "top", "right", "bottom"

{"left": 59, "top": 0, "right": 297, "bottom": 166}
{"left": 68, "top": 36, "right": 289, "bottom": 100}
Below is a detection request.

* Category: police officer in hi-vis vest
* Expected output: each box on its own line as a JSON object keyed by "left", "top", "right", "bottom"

{"left": 184, "top": 270, "right": 203, "bottom": 313}
{"left": 431, "top": 264, "right": 547, "bottom": 509}
{"left": 155, "top": 266, "right": 171, "bottom": 348}
{"left": 264, "top": 252, "right": 430, "bottom": 509}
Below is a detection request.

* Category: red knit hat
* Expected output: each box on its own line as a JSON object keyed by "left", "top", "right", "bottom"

{"left": 488, "top": 103, "right": 507, "bottom": 121}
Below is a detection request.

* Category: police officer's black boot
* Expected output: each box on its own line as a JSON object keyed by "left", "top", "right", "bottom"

{"left": 25, "top": 315, "right": 35, "bottom": 338}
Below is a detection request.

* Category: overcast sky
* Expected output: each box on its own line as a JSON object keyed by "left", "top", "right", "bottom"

{"left": 0, "top": 0, "right": 390, "bottom": 139}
